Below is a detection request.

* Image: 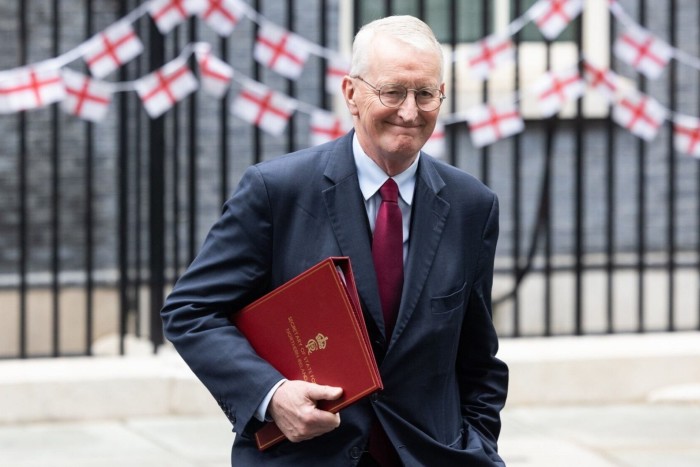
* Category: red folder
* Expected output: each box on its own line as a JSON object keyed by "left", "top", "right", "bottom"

{"left": 230, "top": 257, "right": 382, "bottom": 450}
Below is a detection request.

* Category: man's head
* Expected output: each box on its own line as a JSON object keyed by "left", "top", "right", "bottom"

{"left": 342, "top": 16, "right": 445, "bottom": 176}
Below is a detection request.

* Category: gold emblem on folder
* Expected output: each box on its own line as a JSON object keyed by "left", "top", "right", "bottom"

{"left": 306, "top": 333, "right": 329, "bottom": 354}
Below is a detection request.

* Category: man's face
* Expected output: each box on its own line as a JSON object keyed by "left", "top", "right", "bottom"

{"left": 343, "top": 35, "right": 444, "bottom": 174}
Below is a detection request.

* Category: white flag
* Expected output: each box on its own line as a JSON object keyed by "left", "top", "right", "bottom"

{"left": 612, "top": 90, "right": 666, "bottom": 141}
{"left": 466, "top": 100, "right": 524, "bottom": 148}
{"left": 673, "top": 115, "right": 700, "bottom": 157}
{"left": 135, "top": 58, "right": 198, "bottom": 118}
{"left": 83, "top": 20, "right": 143, "bottom": 79}
{"left": 198, "top": 0, "right": 245, "bottom": 37}
{"left": 614, "top": 25, "right": 672, "bottom": 80}
{"left": 530, "top": 68, "right": 584, "bottom": 117}
{"left": 232, "top": 80, "right": 297, "bottom": 135}
{"left": 61, "top": 69, "right": 112, "bottom": 122}
{"left": 149, "top": 0, "right": 204, "bottom": 34}
{"left": 530, "top": 0, "right": 584, "bottom": 40}
{"left": 310, "top": 109, "right": 350, "bottom": 146}
{"left": 582, "top": 60, "right": 618, "bottom": 102}
{"left": 422, "top": 120, "right": 446, "bottom": 159}
{"left": 254, "top": 22, "right": 311, "bottom": 80}
{"left": 467, "top": 34, "right": 514, "bottom": 81}
{"left": 196, "top": 50, "right": 234, "bottom": 98}
{"left": 0, "top": 67, "right": 65, "bottom": 113}
{"left": 325, "top": 55, "right": 350, "bottom": 94}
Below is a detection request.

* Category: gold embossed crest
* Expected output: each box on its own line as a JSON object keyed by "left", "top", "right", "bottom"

{"left": 306, "top": 333, "right": 329, "bottom": 354}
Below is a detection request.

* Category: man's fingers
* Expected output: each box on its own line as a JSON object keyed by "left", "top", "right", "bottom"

{"left": 306, "top": 384, "right": 343, "bottom": 402}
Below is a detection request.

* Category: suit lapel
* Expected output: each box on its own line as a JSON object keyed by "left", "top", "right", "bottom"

{"left": 390, "top": 156, "right": 449, "bottom": 346}
{"left": 322, "top": 134, "right": 385, "bottom": 334}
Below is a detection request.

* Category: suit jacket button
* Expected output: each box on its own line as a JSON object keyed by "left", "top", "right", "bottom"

{"left": 349, "top": 446, "right": 362, "bottom": 459}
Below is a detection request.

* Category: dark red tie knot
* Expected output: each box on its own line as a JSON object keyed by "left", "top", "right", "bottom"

{"left": 379, "top": 178, "right": 399, "bottom": 203}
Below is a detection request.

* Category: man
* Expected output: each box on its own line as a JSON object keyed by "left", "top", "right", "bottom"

{"left": 161, "top": 15, "right": 508, "bottom": 466}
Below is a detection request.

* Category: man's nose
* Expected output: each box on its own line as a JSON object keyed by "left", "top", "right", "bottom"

{"left": 396, "top": 92, "right": 420, "bottom": 120}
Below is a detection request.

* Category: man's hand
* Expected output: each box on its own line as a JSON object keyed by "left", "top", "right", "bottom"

{"left": 267, "top": 380, "right": 343, "bottom": 443}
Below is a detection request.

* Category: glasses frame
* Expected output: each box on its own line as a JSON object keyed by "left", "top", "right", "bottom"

{"left": 353, "top": 76, "right": 446, "bottom": 112}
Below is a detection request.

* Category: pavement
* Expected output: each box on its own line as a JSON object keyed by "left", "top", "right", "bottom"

{"left": 2, "top": 402, "right": 700, "bottom": 466}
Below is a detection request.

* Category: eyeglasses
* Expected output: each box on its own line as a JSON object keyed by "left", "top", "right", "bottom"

{"left": 354, "top": 76, "right": 446, "bottom": 112}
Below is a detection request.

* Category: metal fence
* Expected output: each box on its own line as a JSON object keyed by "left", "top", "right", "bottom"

{"left": 1, "top": 0, "right": 699, "bottom": 358}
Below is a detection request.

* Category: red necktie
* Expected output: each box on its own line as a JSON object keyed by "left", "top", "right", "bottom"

{"left": 372, "top": 178, "right": 403, "bottom": 339}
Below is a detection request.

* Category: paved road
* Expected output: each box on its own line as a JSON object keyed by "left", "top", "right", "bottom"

{"left": 1, "top": 403, "right": 699, "bottom": 466}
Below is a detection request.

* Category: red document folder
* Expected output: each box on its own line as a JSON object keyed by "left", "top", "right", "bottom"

{"left": 230, "top": 257, "right": 383, "bottom": 451}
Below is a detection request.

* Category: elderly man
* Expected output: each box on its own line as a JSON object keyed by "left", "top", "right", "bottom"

{"left": 161, "top": 15, "right": 508, "bottom": 467}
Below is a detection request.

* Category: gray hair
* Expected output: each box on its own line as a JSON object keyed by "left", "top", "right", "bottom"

{"left": 350, "top": 15, "right": 444, "bottom": 80}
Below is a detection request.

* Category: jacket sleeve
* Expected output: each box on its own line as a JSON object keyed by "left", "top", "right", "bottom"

{"left": 160, "top": 165, "right": 284, "bottom": 436}
{"left": 457, "top": 193, "right": 509, "bottom": 459}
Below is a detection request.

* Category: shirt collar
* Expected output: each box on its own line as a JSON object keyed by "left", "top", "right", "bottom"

{"left": 353, "top": 134, "right": 419, "bottom": 205}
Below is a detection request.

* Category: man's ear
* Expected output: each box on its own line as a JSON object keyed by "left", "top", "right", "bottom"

{"left": 342, "top": 76, "right": 359, "bottom": 116}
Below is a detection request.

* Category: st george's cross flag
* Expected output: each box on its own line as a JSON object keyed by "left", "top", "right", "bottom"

{"left": 530, "top": 0, "right": 584, "bottom": 40}
{"left": 61, "top": 69, "right": 112, "bottom": 122}
{"left": 673, "top": 115, "right": 700, "bottom": 157}
{"left": 198, "top": 0, "right": 246, "bottom": 37}
{"left": 612, "top": 89, "right": 666, "bottom": 141}
{"left": 325, "top": 55, "right": 350, "bottom": 94}
{"left": 582, "top": 60, "right": 618, "bottom": 102}
{"left": 0, "top": 67, "right": 65, "bottom": 113}
{"left": 466, "top": 99, "right": 524, "bottom": 148}
{"left": 530, "top": 68, "right": 585, "bottom": 117}
{"left": 196, "top": 49, "right": 234, "bottom": 98}
{"left": 232, "top": 80, "right": 297, "bottom": 136}
{"left": 135, "top": 58, "right": 198, "bottom": 118}
{"left": 83, "top": 20, "right": 143, "bottom": 79}
{"left": 309, "top": 109, "right": 350, "bottom": 146}
{"left": 467, "top": 34, "right": 515, "bottom": 81}
{"left": 254, "top": 22, "right": 311, "bottom": 80}
{"left": 148, "top": 0, "right": 204, "bottom": 34}
{"left": 613, "top": 25, "right": 672, "bottom": 80}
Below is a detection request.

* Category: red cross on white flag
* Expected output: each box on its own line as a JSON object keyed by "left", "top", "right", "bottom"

{"left": 61, "top": 70, "right": 112, "bottom": 122}
{"left": 149, "top": 0, "right": 204, "bottom": 34}
{"left": 135, "top": 58, "right": 198, "bottom": 118}
{"left": 0, "top": 67, "right": 65, "bottom": 113}
{"left": 673, "top": 115, "right": 700, "bottom": 157}
{"left": 232, "top": 80, "right": 297, "bottom": 135}
{"left": 467, "top": 34, "right": 514, "bottom": 81}
{"left": 530, "top": 68, "right": 584, "bottom": 117}
{"left": 196, "top": 50, "right": 233, "bottom": 98}
{"left": 198, "top": 0, "right": 245, "bottom": 37}
{"left": 254, "top": 22, "right": 311, "bottom": 80}
{"left": 310, "top": 110, "right": 350, "bottom": 146}
{"left": 612, "top": 90, "right": 666, "bottom": 141}
{"left": 466, "top": 100, "right": 524, "bottom": 148}
{"left": 422, "top": 120, "right": 446, "bottom": 159}
{"left": 530, "top": 0, "right": 584, "bottom": 40}
{"left": 582, "top": 60, "right": 618, "bottom": 102}
{"left": 325, "top": 55, "right": 350, "bottom": 94}
{"left": 83, "top": 20, "right": 143, "bottom": 79}
{"left": 614, "top": 26, "right": 672, "bottom": 80}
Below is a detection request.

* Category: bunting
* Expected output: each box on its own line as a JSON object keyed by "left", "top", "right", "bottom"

{"left": 2, "top": 0, "right": 700, "bottom": 156}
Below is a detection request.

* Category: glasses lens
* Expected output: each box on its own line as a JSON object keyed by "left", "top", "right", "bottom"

{"left": 378, "top": 84, "right": 407, "bottom": 107}
{"left": 416, "top": 88, "right": 442, "bottom": 110}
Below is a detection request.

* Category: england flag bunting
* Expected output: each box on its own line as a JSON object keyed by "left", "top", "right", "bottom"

{"left": 466, "top": 99, "right": 525, "bottom": 148}
{"left": 148, "top": 0, "right": 204, "bottom": 35}
{"left": 61, "top": 69, "right": 112, "bottom": 122}
{"left": 0, "top": 67, "right": 65, "bottom": 113}
{"left": 198, "top": 0, "right": 245, "bottom": 37}
{"left": 135, "top": 57, "right": 198, "bottom": 118}
{"left": 530, "top": 68, "right": 585, "bottom": 117}
{"left": 467, "top": 34, "right": 515, "bottom": 81}
{"left": 673, "top": 115, "right": 700, "bottom": 157}
{"left": 83, "top": 20, "right": 143, "bottom": 79}
{"left": 325, "top": 55, "right": 350, "bottom": 94}
{"left": 530, "top": 0, "right": 584, "bottom": 40}
{"left": 423, "top": 120, "right": 446, "bottom": 159}
{"left": 582, "top": 60, "right": 618, "bottom": 101}
{"left": 254, "top": 22, "right": 311, "bottom": 80}
{"left": 310, "top": 109, "right": 350, "bottom": 145}
{"left": 196, "top": 49, "right": 234, "bottom": 98}
{"left": 232, "top": 80, "right": 297, "bottom": 136}
{"left": 614, "top": 25, "right": 672, "bottom": 80}
{"left": 612, "top": 89, "right": 666, "bottom": 141}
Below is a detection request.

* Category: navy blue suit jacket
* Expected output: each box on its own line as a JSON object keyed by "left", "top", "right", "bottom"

{"left": 161, "top": 131, "right": 508, "bottom": 466}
